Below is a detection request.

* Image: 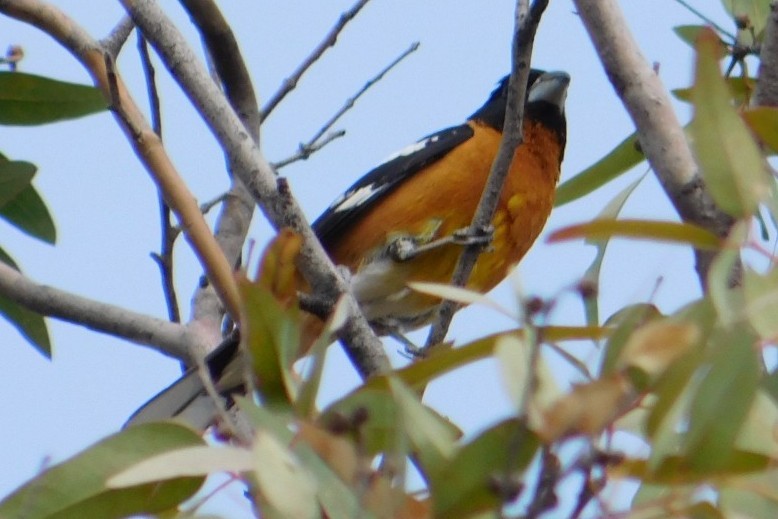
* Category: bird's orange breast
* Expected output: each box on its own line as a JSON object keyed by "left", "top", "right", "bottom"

{"left": 324, "top": 119, "right": 563, "bottom": 328}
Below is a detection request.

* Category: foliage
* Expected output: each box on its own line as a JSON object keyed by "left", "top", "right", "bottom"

{"left": 3, "top": 1, "right": 778, "bottom": 518}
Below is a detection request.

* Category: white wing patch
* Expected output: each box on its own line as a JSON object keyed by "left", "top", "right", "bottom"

{"left": 331, "top": 183, "right": 383, "bottom": 213}
{"left": 329, "top": 134, "right": 440, "bottom": 214}
{"left": 381, "top": 134, "right": 440, "bottom": 163}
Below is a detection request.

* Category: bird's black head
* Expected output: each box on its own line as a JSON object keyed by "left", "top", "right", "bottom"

{"left": 469, "top": 69, "right": 570, "bottom": 137}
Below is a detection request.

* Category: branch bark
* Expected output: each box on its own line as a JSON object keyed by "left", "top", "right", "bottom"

{"left": 755, "top": 2, "right": 778, "bottom": 107}
{"left": 0, "top": 262, "right": 201, "bottom": 359}
{"left": 120, "top": 0, "right": 391, "bottom": 377}
{"left": 425, "top": 0, "right": 549, "bottom": 348}
{"left": 572, "top": 0, "right": 737, "bottom": 290}
{"left": 179, "top": 0, "right": 258, "bottom": 343}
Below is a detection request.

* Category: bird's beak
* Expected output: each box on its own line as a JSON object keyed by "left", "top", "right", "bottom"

{"left": 528, "top": 71, "right": 570, "bottom": 108}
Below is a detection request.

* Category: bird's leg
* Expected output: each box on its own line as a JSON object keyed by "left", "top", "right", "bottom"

{"left": 387, "top": 224, "right": 494, "bottom": 262}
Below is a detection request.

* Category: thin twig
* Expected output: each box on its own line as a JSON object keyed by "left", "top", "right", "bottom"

{"left": 672, "top": 0, "right": 736, "bottom": 41}
{"left": 425, "top": 0, "right": 549, "bottom": 349}
{"left": 308, "top": 41, "right": 420, "bottom": 146}
{"left": 273, "top": 41, "right": 418, "bottom": 170}
{"left": 260, "top": 0, "right": 372, "bottom": 122}
{"left": 138, "top": 31, "right": 181, "bottom": 323}
{"left": 273, "top": 130, "right": 346, "bottom": 170}
{"left": 526, "top": 447, "right": 561, "bottom": 518}
{"left": 199, "top": 192, "right": 230, "bottom": 215}
{"left": 100, "top": 15, "right": 134, "bottom": 57}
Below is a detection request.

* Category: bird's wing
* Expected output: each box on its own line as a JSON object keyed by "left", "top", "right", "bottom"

{"left": 313, "top": 124, "right": 474, "bottom": 246}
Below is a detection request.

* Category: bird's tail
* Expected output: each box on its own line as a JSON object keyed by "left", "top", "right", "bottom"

{"left": 124, "top": 332, "right": 241, "bottom": 430}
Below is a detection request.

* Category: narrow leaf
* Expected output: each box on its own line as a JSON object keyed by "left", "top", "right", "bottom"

{"left": 0, "top": 71, "right": 107, "bottom": 125}
{"left": 689, "top": 27, "right": 768, "bottom": 217}
{"left": 0, "top": 246, "right": 51, "bottom": 356}
{"left": 0, "top": 184, "right": 56, "bottom": 243}
{"left": 0, "top": 423, "right": 204, "bottom": 519}
{"left": 0, "top": 159, "right": 35, "bottom": 208}
{"left": 685, "top": 326, "right": 760, "bottom": 472}
{"left": 554, "top": 132, "right": 643, "bottom": 207}
{"left": 743, "top": 106, "right": 778, "bottom": 154}
{"left": 108, "top": 446, "right": 252, "bottom": 487}
{"left": 548, "top": 218, "right": 721, "bottom": 249}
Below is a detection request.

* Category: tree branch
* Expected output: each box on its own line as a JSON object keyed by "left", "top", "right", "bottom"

{"left": 572, "top": 0, "right": 737, "bottom": 290}
{"left": 0, "top": 0, "right": 242, "bottom": 335}
{"left": 137, "top": 32, "right": 181, "bottom": 323}
{"left": 120, "top": 0, "right": 391, "bottom": 377}
{"left": 260, "top": 0, "right": 372, "bottom": 122}
{"left": 272, "top": 41, "right": 419, "bottom": 170}
{"left": 179, "top": 0, "right": 258, "bottom": 338}
{"left": 755, "top": 2, "right": 778, "bottom": 107}
{"left": 425, "top": 0, "right": 549, "bottom": 348}
{"left": 0, "top": 262, "right": 202, "bottom": 360}
{"left": 99, "top": 15, "right": 134, "bottom": 57}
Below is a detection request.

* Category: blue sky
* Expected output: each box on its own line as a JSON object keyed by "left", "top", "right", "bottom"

{"left": 0, "top": 1, "right": 732, "bottom": 516}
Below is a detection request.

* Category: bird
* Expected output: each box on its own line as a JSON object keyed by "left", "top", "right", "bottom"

{"left": 126, "top": 69, "right": 570, "bottom": 429}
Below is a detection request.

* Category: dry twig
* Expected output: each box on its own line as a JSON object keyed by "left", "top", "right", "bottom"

{"left": 260, "top": 0, "right": 372, "bottom": 121}
{"left": 425, "top": 0, "right": 550, "bottom": 348}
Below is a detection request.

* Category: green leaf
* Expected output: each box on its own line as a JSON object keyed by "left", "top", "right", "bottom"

{"left": 615, "top": 450, "right": 769, "bottom": 484}
{"left": 674, "top": 25, "right": 709, "bottom": 46}
{"left": 743, "top": 265, "right": 778, "bottom": 338}
{"left": 362, "top": 327, "right": 608, "bottom": 393}
{"left": 238, "top": 280, "right": 300, "bottom": 408}
{"left": 0, "top": 183, "right": 56, "bottom": 243}
{"left": 237, "top": 400, "right": 371, "bottom": 519}
{"left": 0, "top": 423, "right": 204, "bottom": 519}
{"left": 743, "top": 106, "right": 778, "bottom": 154}
{"left": 722, "top": 0, "right": 772, "bottom": 37}
{"left": 709, "top": 253, "right": 744, "bottom": 332}
{"left": 580, "top": 176, "right": 644, "bottom": 327}
{"left": 108, "top": 446, "right": 252, "bottom": 487}
{"left": 685, "top": 325, "right": 760, "bottom": 473}
{"left": 548, "top": 218, "right": 721, "bottom": 249}
{"left": 689, "top": 27, "right": 768, "bottom": 217}
{"left": 554, "top": 132, "right": 644, "bottom": 207}
{"left": 600, "top": 304, "right": 662, "bottom": 375}
{"left": 0, "top": 159, "right": 35, "bottom": 208}
{"left": 252, "top": 430, "right": 319, "bottom": 519}
{"left": 0, "top": 72, "right": 107, "bottom": 125}
{"left": 429, "top": 419, "right": 539, "bottom": 518}
{"left": 674, "top": 77, "right": 755, "bottom": 106}
{"left": 388, "top": 377, "right": 458, "bottom": 474}
{"left": 0, "top": 246, "right": 51, "bottom": 356}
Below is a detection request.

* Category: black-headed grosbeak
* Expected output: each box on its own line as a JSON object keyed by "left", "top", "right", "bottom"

{"left": 128, "top": 69, "right": 569, "bottom": 428}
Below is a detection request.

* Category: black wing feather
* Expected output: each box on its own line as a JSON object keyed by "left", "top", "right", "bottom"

{"left": 313, "top": 124, "right": 474, "bottom": 246}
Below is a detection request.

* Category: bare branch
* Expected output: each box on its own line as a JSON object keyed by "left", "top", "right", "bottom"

{"left": 180, "top": 0, "right": 259, "bottom": 333}
{"left": 137, "top": 32, "right": 182, "bottom": 323}
{"left": 0, "top": 0, "right": 242, "bottom": 326}
{"left": 572, "top": 0, "right": 737, "bottom": 289}
{"left": 273, "top": 130, "right": 346, "bottom": 170}
{"left": 273, "top": 41, "right": 418, "bottom": 170}
{"left": 755, "top": 2, "right": 778, "bottom": 107}
{"left": 0, "top": 262, "right": 201, "bottom": 360}
{"left": 310, "top": 41, "right": 420, "bottom": 146}
{"left": 672, "top": 0, "right": 736, "bottom": 41}
{"left": 260, "top": 0, "right": 372, "bottom": 122}
{"left": 425, "top": 0, "right": 549, "bottom": 348}
{"left": 100, "top": 15, "right": 134, "bottom": 57}
{"left": 120, "top": 0, "right": 390, "bottom": 377}
{"left": 180, "top": 0, "right": 260, "bottom": 140}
